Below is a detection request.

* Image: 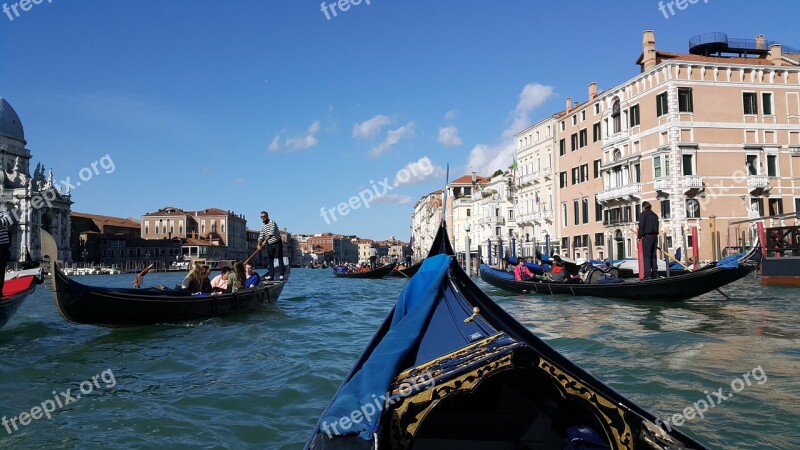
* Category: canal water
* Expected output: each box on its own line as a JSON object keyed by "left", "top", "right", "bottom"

{"left": 0, "top": 268, "right": 797, "bottom": 449}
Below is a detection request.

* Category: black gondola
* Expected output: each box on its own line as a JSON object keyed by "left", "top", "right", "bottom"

{"left": 49, "top": 262, "right": 288, "bottom": 326}
{"left": 333, "top": 263, "right": 397, "bottom": 279}
{"left": 0, "top": 268, "right": 44, "bottom": 330}
{"left": 306, "top": 222, "right": 708, "bottom": 449}
{"left": 388, "top": 261, "right": 422, "bottom": 278}
{"left": 480, "top": 247, "right": 760, "bottom": 301}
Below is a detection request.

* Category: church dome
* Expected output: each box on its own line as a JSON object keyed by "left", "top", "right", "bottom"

{"left": 0, "top": 97, "right": 25, "bottom": 142}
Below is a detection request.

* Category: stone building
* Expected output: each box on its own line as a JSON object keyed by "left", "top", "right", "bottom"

{"left": 0, "top": 97, "right": 72, "bottom": 262}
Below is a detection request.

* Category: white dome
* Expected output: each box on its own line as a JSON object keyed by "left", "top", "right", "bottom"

{"left": 0, "top": 97, "right": 25, "bottom": 142}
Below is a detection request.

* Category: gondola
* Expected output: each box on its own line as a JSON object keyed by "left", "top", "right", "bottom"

{"left": 306, "top": 222, "right": 708, "bottom": 449}
{"left": 49, "top": 261, "right": 288, "bottom": 326}
{"left": 0, "top": 268, "right": 44, "bottom": 330}
{"left": 480, "top": 247, "right": 760, "bottom": 301}
{"left": 333, "top": 263, "right": 397, "bottom": 279}
{"left": 388, "top": 261, "right": 423, "bottom": 278}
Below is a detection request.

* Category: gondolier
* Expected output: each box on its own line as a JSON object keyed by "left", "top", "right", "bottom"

{"left": 638, "top": 201, "right": 659, "bottom": 280}
{"left": 0, "top": 207, "right": 17, "bottom": 294}
{"left": 257, "top": 211, "right": 285, "bottom": 281}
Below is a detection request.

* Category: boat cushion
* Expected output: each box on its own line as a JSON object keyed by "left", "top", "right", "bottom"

{"left": 319, "top": 254, "right": 453, "bottom": 440}
{"left": 2, "top": 276, "right": 35, "bottom": 298}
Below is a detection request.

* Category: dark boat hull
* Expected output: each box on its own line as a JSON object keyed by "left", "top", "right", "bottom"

{"left": 333, "top": 263, "right": 396, "bottom": 279}
{"left": 50, "top": 262, "right": 287, "bottom": 326}
{"left": 307, "top": 223, "right": 709, "bottom": 449}
{"left": 387, "top": 261, "right": 422, "bottom": 278}
{"left": 480, "top": 254, "right": 759, "bottom": 301}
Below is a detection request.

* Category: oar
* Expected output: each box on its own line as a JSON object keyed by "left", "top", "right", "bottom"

{"left": 658, "top": 246, "right": 732, "bottom": 299}
{"left": 244, "top": 246, "right": 262, "bottom": 266}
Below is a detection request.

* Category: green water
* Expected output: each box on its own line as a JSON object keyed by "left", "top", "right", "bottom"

{"left": 0, "top": 269, "right": 797, "bottom": 449}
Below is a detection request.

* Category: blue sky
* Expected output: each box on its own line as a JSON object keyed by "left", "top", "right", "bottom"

{"left": 1, "top": 0, "right": 798, "bottom": 239}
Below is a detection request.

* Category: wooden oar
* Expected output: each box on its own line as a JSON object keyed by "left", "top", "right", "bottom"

{"left": 244, "top": 246, "right": 262, "bottom": 266}
{"left": 658, "top": 246, "right": 731, "bottom": 299}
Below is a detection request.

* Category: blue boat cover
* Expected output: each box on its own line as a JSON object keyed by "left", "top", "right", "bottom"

{"left": 717, "top": 252, "right": 745, "bottom": 269}
{"left": 319, "top": 254, "right": 452, "bottom": 440}
{"left": 481, "top": 264, "right": 515, "bottom": 280}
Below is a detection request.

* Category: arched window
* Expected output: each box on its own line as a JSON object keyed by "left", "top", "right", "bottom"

{"left": 612, "top": 100, "right": 621, "bottom": 133}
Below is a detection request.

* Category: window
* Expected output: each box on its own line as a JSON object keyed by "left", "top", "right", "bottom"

{"left": 769, "top": 198, "right": 783, "bottom": 216}
{"left": 592, "top": 122, "right": 601, "bottom": 142}
{"left": 686, "top": 198, "right": 700, "bottom": 218}
{"left": 560, "top": 171, "right": 568, "bottom": 188}
{"left": 595, "top": 233, "right": 605, "bottom": 246}
{"left": 562, "top": 237, "right": 569, "bottom": 252}
{"left": 573, "top": 200, "right": 580, "bottom": 226}
{"left": 571, "top": 133, "right": 578, "bottom": 151}
{"left": 593, "top": 159, "right": 601, "bottom": 178}
{"left": 661, "top": 200, "right": 671, "bottom": 219}
{"left": 678, "top": 88, "right": 693, "bottom": 113}
{"left": 572, "top": 115, "right": 577, "bottom": 125}
{"left": 581, "top": 110, "right": 586, "bottom": 121}
{"left": 580, "top": 164, "right": 589, "bottom": 183}
{"left": 508, "top": 210, "right": 514, "bottom": 220}
{"left": 746, "top": 154, "right": 758, "bottom": 175}
{"left": 561, "top": 203, "right": 568, "bottom": 227}
{"left": 683, "top": 154, "right": 694, "bottom": 176}
{"left": 664, "top": 156, "right": 670, "bottom": 176}
{"left": 594, "top": 103, "right": 600, "bottom": 115}
{"left": 582, "top": 198, "right": 589, "bottom": 224}
{"left": 466, "top": 208, "right": 471, "bottom": 217}
{"left": 595, "top": 197, "right": 603, "bottom": 222}
{"left": 634, "top": 163, "right": 641, "bottom": 182}
{"left": 559, "top": 138, "right": 566, "bottom": 156}
{"left": 612, "top": 100, "right": 621, "bottom": 133}
{"left": 767, "top": 154, "right": 778, "bottom": 177}
{"left": 795, "top": 198, "right": 800, "bottom": 214}
{"left": 571, "top": 167, "right": 579, "bottom": 185}
{"left": 743, "top": 92, "right": 758, "bottom": 115}
{"left": 560, "top": 121, "right": 565, "bottom": 131}
{"left": 579, "top": 129, "right": 587, "bottom": 147}
{"left": 751, "top": 197, "right": 764, "bottom": 216}
{"left": 629, "top": 104, "right": 640, "bottom": 127}
{"left": 656, "top": 92, "right": 668, "bottom": 117}
{"left": 762, "top": 93, "right": 773, "bottom": 115}
{"left": 654, "top": 156, "right": 662, "bottom": 178}
{"left": 635, "top": 203, "right": 642, "bottom": 221}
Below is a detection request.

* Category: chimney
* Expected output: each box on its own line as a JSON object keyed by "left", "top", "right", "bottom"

{"left": 755, "top": 34, "right": 765, "bottom": 50}
{"left": 642, "top": 30, "right": 656, "bottom": 71}
{"left": 769, "top": 44, "right": 784, "bottom": 66}
{"left": 588, "top": 82, "right": 598, "bottom": 100}
{"left": 566, "top": 97, "right": 572, "bottom": 111}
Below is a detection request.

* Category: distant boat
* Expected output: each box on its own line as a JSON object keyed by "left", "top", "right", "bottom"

{"left": 387, "top": 261, "right": 422, "bottom": 278}
{"left": 332, "top": 263, "right": 396, "bottom": 279}
{"left": 0, "top": 267, "right": 44, "bottom": 330}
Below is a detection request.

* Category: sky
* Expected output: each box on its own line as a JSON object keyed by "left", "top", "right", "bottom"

{"left": 1, "top": 0, "right": 799, "bottom": 240}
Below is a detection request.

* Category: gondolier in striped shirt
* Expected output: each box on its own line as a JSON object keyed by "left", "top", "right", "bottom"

{"left": 257, "top": 211, "right": 285, "bottom": 281}
{"left": 0, "top": 207, "right": 17, "bottom": 295}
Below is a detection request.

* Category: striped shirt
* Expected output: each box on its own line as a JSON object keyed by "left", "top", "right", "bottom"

{"left": 0, "top": 211, "right": 15, "bottom": 246}
{"left": 259, "top": 220, "right": 280, "bottom": 244}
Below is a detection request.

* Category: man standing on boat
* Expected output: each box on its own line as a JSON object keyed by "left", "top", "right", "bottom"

{"left": 0, "top": 206, "right": 17, "bottom": 295}
{"left": 257, "top": 211, "right": 285, "bottom": 281}
{"left": 638, "top": 201, "right": 659, "bottom": 280}
{"left": 368, "top": 246, "right": 378, "bottom": 270}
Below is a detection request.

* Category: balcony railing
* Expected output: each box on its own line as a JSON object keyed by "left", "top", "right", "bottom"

{"left": 541, "top": 167, "right": 552, "bottom": 179}
{"left": 596, "top": 183, "right": 642, "bottom": 203}
{"left": 517, "top": 213, "right": 535, "bottom": 223}
{"left": 603, "top": 130, "right": 630, "bottom": 146}
{"left": 518, "top": 173, "right": 534, "bottom": 185}
{"left": 748, "top": 175, "right": 770, "bottom": 193}
{"left": 654, "top": 178, "right": 670, "bottom": 191}
{"left": 683, "top": 175, "right": 703, "bottom": 194}
{"left": 789, "top": 147, "right": 800, "bottom": 156}
{"left": 454, "top": 196, "right": 474, "bottom": 206}
{"left": 478, "top": 216, "right": 505, "bottom": 225}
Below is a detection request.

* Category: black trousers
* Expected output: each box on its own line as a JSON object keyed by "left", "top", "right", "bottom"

{"left": 266, "top": 241, "right": 285, "bottom": 279}
{"left": 369, "top": 256, "right": 377, "bottom": 270}
{"left": 0, "top": 245, "right": 9, "bottom": 294}
{"left": 642, "top": 235, "right": 658, "bottom": 279}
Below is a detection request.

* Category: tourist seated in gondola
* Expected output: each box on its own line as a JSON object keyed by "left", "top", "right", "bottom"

{"left": 211, "top": 267, "right": 230, "bottom": 293}
{"left": 200, "top": 265, "right": 213, "bottom": 293}
{"left": 514, "top": 257, "right": 534, "bottom": 281}
{"left": 546, "top": 257, "right": 569, "bottom": 282}
{"left": 180, "top": 263, "right": 204, "bottom": 293}
{"left": 244, "top": 263, "right": 261, "bottom": 288}
{"left": 226, "top": 262, "right": 247, "bottom": 293}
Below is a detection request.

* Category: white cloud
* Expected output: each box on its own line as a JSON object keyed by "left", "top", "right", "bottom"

{"left": 466, "top": 83, "right": 555, "bottom": 176}
{"left": 353, "top": 114, "right": 392, "bottom": 139}
{"left": 369, "top": 122, "right": 415, "bottom": 158}
{"left": 372, "top": 193, "right": 412, "bottom": 205}
{"left": 284, "top": 120, "right": 321, "bottom": 151}
{"left": 437, "top": 125, "right": 463, "bottom": 147}
{"left": 268, "top": 135, "right": 281, "bottom": 151}
{"left": 444, "top": 109, "right": 459, "bottom": 121}
{"left": 394, "top": 156, "right": 446, "bottom": 187}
